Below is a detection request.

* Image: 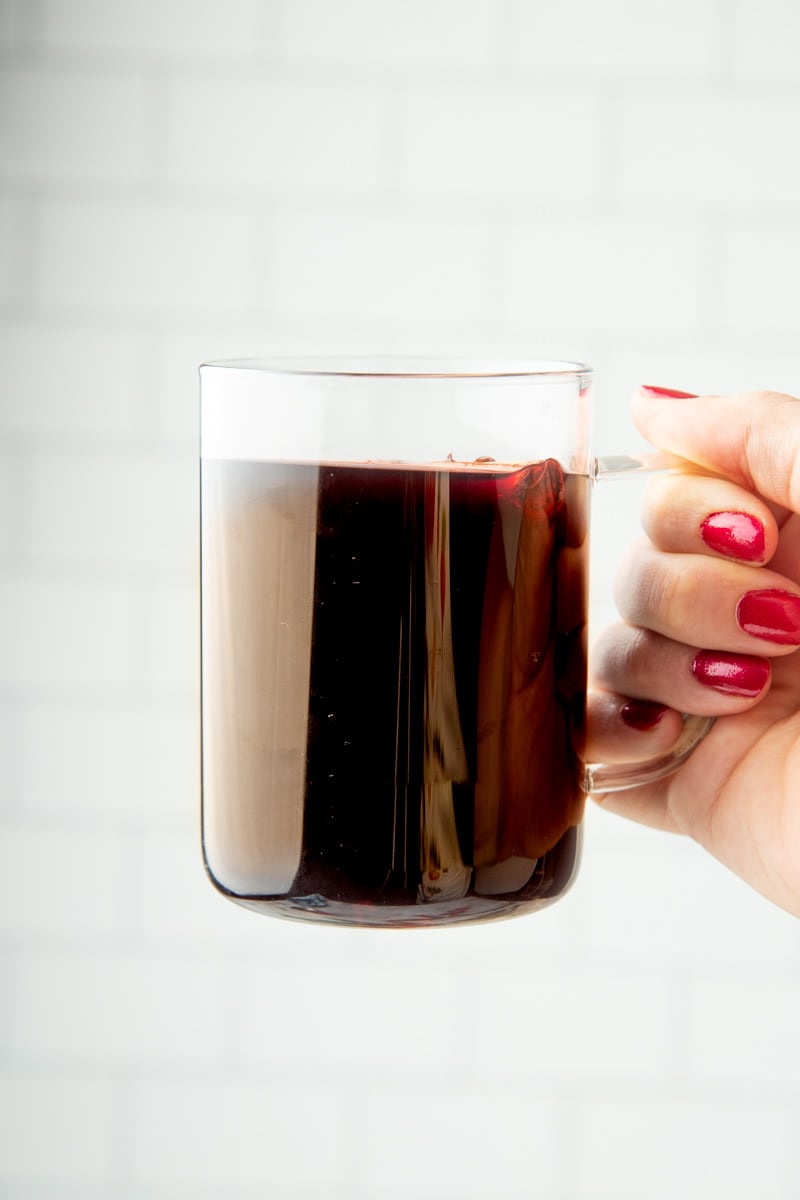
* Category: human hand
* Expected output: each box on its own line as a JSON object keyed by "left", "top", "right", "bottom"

{"left": 588, "top": 386, "right": 800, "bottom": 917}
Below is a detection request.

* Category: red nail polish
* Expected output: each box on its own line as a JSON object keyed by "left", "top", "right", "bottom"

{"left": 736, "top": 589, "right": 800, "bottom": 645}
{"left": 692, "top": 651, "right": 770, "bottom": 697}
{"left": 640, "top": 385, "right": 698, "bottom": 399}
{"left": 620, "top": 699, "right": 669, "bottom": 730}
{"left": 700, "top": 511, "right": 766, "bottom": 563}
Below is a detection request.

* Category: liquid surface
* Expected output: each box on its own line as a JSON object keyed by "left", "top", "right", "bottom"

{"left": 201, "top": 460, "right": 589, "bottom": 927}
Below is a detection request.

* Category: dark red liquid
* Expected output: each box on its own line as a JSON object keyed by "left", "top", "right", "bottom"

{"left": 201, "top": 460, "right": 589, "bottom": 927}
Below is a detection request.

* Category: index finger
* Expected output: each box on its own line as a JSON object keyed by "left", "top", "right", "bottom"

{"left": 640, "top": 472, "right": 778, "bottom": 564}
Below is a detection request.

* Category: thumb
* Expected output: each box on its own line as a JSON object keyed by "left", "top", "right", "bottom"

{"left": 632, "top": 386, "right": 800, "bottom": 514}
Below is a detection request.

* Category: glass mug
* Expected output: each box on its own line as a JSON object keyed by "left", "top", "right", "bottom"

{"left": 200, "top": 359, "right": 710, "bottom": 928}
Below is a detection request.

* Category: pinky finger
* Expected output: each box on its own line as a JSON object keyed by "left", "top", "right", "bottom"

{"left": 584, "top": 689, "right": 684, "bottom": 766}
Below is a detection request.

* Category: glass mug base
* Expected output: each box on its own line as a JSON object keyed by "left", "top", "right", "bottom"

{"left": 208, "top": 825, "right": 581, "bottom": 929}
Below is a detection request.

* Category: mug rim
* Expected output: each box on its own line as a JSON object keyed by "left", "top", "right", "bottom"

{"left": 200, "top": 355, "right": 593, "bottom": 381}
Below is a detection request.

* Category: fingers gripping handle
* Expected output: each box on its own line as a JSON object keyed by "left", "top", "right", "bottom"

{"left": 582, "top": 452, "right": 715, "bottom": 795}
{"left": 582, "top": 713, "right": 715, "bottom": 795}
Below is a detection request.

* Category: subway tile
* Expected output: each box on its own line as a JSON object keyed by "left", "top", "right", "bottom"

{"left": 0, "top": 698, "right": 22, "bottom": 812}
{"left": 0, "top": 320, "right": 144, "bottom": 439}
{"left": 39, "top": 0, "right": 263, "bottom": 62}
{"left": 0, "top": 446, "right": 23, "bottom": 563}
{"left": 241, "top": 960, "right": 461, "bottom": 1074}
{"left": 0, "top": 574, "right": 133, "bottom": 690}
{"left": 166, "top": 78, "right": 383, "bottom": 193}
{"left": 137, "top": 578, "right": 199, "bottom": 696}
{"left": 279, "top": 0, "right": 497, "bottom": 68}
{"left": 28, "top": 449, "right": 197, "bottom": 572}
{"left": 19, "top": 699, "right": 198, "bottom": 825}
{"left": 139, "top": 827, "right": 259, "bottom": 944}
{"left": 132, "top": 1077, "right": 346, "bottom": 1188}
{"left": 471, "top": 964, "right": 670, "bottom": 1082}
{"left": 575, "top": 1092, "right": 792, "bottom": 1199}
{"left": 0, "top": 65, "right": 147, "bottom": 184}
{"left": 13, "top": 949, "right": 224, "bottom": 1065}
{"left": 2, "top": 1188, "right": 121, "bottom": 1200}
{"left": 720, "top": 223, "right": 800, "bottom": 333}
{"left": 504, "top": 217, "right": 706, "bottom": 332}
{"left": 619, "top": 95, "right": 800, "bottom": 208}
{"left": 35, "top": 199, "right": 251, "bottom": 317}
{"left": 403, "top": 85, "right": 601, "bottom": 201}
{"left": 268, "top": 210, "right": 487, "bottom": 322}
{"left": 733, "top": 0, "right": 800, "bottom": 75}
{"left": 582, "top": 828, "right": 800, "bottom": 967}
{"left": 0, "top": 0, "right": 17, "bottom": 46}
{"left": 358, "top": 1082, "right": 558, "bottom": 1198}
{"left": 0, "top": 823, "right": 126, "bottom": 937}
{"left": 0, "top": 193, "right": 17, "bottom": 302}
{"left": 0, "top": 1070, "right": 114, "bottom": 1183}
{"left": 514, "top": 0, "right": 717, "bottom": 72}
{"left": 688, "top": 974, "right": 800, "bottom": 1088}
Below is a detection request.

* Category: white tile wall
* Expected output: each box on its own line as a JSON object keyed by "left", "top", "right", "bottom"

{"left": 18, "top": 700, "right": 197, "bottom": 825}
{"left": 0, "top": 575, "right": 134, "bottom": 689}
{"left": 279, "top": 0, "right": 499, "bottom": 70}
{"left": 721, "top": 221, "right": 800, "bottom": 334}
{"left": 131, "top": 1076, "right": 348, "bottom": 1190}
{"left": 12, "top": 950, "right": 225, "bottom": 1065}
{"left": 0, "top": 64, "right": 149, "bottom": 183}
{"left": 618, "top": 94, "right": 800, "bottom": 209}
{"left": 35, "top": 200, "right": 253, "bottom": 316}
{"left": 733, "top": 0, "right": 800, "bottom": 76}
{"left": 0, "top": 192, "right": 17, "bottom": 300}
{"left": 0, "top": 320, "right": 146, "bottom": 439}
{"left": 356, "top": 1084, "right": 561, "bottom": 1198}
{"left": 266, "top": 209, "right": 489, "bottom": 323}
{"left": 39, "top": 0, "right": 266, "bottom": 63}
{"left": 2, "top": 1, "right": 800, "bottom": 1197}
{"left": 165, "top": 78, "right": 386, "bottom": 194}
{"left": 503, "top": 216, "right": 707, "bottom": 331}
{"left": 402, "top": 86, "right": 603, "bottom": 201}
{"left": 574, "top": 1094, "right": 792, "bottom": 1199}
{"left": 0, "top": 1071, "right": 115, "bottom": 1183}
{"left": 28, "top": 449, "right": 197, "bottom": 570}
{"left": 0, "top": 825, "right": 127, "bottom": 936}
{"left": 514, "top": 0, "right": 719, "bottom": 73}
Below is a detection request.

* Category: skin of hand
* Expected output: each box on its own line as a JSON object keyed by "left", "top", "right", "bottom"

{"left": 587, "top": 387, "right": 800, "bottom": 918}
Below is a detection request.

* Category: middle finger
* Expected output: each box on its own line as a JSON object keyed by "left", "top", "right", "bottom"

{"left": 615, "top": 540, "right": 800, "bottom": 655}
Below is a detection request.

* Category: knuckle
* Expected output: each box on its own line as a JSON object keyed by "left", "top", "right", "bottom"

{"left": 743, "top": 392, "right": 800, "bottom": 510}
{"left": 615, "top": 542, "right": 681, "bottom": 631}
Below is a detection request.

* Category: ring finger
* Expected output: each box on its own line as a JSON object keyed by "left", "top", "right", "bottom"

{"left": 591, "top": 623, "right": 772, "bottom": 716}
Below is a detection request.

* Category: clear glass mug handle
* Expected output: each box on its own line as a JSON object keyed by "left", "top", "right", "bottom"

{"left": 581, "top": 453, "right": 715, "bottom": 795}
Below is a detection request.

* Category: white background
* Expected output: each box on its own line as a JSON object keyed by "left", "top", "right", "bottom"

{"left": 2, "top": 1, "right": 800, "bottom": 1197}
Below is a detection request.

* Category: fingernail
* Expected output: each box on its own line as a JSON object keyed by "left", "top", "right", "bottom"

{"left": 692, "top": 650, "right": 770, "bottom": 697}
{"left": 620, "top": 699, "right": 669, "bottom": 730}
{"left": 640, "top": 385, "right": 698, "bottom": 399}
{"left": 736, "top": 588, "right": 800, "bottom": 645}
{"left": 700, "top": 511, "right": 766, "bottom": 563}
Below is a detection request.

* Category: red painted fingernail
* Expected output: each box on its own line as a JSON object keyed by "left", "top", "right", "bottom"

{"left": 691, "top": 651, "right": 770, "bottom": 697}
{"left": 700, "top": 511, "right": 766, "bottom": 563}
{"left": 620, "top": 699, "right": 669, "bottom": 730}
{"left": 736, "top": 588, "right": 800, "bottom": 645}
{"left": 640, "top": 385, "right": 698, "bottom": 398}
